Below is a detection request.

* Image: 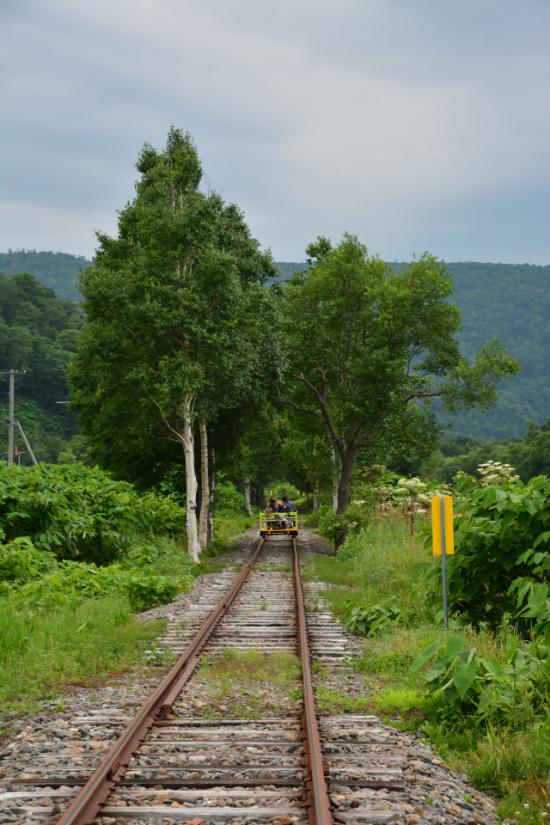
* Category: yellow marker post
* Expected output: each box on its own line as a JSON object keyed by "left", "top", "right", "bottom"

{"left": 431, "top": 495, "right": 454, "bottom": 630}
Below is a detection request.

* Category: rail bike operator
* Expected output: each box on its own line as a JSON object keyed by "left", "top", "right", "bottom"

{"left": 266, "top": 495, "right": 296, "bottom": 526}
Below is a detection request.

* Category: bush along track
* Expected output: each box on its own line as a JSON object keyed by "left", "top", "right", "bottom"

{"left": 311, "top": 471, "right": 550, "bottom": 825}
{"left": 0, "top": 463, "right": 199, "bottom": 718}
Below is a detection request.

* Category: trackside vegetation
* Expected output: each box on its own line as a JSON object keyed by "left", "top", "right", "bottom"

{"left": 311, "top": 468, "right": 550, "bottom": 824}
{"left": 0, "top": 463, "right": 196, "bottom": 718}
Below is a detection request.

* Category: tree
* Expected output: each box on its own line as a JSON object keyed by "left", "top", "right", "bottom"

{"left": 72, "top": 129, "right": 275, "bottom": 559}
{"left": 282, "top": 234, "right": 520, "bottom": 513}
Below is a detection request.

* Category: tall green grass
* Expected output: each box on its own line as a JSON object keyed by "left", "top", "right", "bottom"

{"left": 207, "top": 511, "right": 256, "bottom": 554}
{"left": 0, "top": 594, "right": 164, "bottom": 717}
{"left": 311, "top": 515, "right": 433, "bottom": 619}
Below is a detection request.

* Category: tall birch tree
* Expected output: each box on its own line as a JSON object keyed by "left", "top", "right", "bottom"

{"left": 72, "top": 129, "right": 274, "bottom": 559}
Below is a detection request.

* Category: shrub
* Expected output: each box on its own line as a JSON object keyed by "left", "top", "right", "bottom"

{"left": 318, "top": 503, "right": 371, "bottom": 546}
{"left": 0, "top": 463, "right": 184, "bottom": 564}
{"left": 0, "top": 537, "right": 56, "bottom": 583}
{"left": 343, "top": 600, "right": 402, "bottom": 636}
{"left": 214, "top": 479, "right": 244, "bottom": 512}
{"left": 414, "top": 633, "right": 549, "bottom": 728}
{"left": 6, "top": 560, "right": 187, "bottom": 612}
{"left": 446, "top": 473, "right": 550, "bottom": 628}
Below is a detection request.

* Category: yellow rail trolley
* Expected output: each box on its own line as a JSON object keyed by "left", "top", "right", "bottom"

{"left": 259, "top": 511, "right": 298, "bottom": 538}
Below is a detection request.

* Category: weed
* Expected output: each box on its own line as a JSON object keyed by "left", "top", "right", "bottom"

{"left": 315, "top": 686, "right": 372, "bottom": 714}
{"left": 370, "top": 687, "right": 426, "bottom": 720}
{"left": 197, "top": 648, "right": 302, "bottom": 718}
{"left": 141, "top": 644, "right": 174, "bottom": 667}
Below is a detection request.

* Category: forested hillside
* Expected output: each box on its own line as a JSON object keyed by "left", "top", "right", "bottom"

{"left": 0, "top": 273, "right": 82, "bottom": 461}
{"left": 441, "top": 262, "right": 550, "bottom": 438}
{"left": 0, "top": 250, "right": 90, "bottom": 302}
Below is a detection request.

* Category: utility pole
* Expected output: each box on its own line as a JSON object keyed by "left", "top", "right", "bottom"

{"left": 1, "top": 368, "right": 26, "bottom": 466}
{"left": 8, "top": 369, "right": 14, "bottom": 466}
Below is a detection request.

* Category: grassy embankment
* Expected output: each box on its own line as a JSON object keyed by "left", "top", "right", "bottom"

{"left": 0, "top": 597, "right": 164, "bottom": 719}
{"left": 0, "top": 516, "right": 255, "bottom": 723}
{"left": 0, "top": 536, "right": 190, "bottom": 721}
{"left": 309, "top": 516, "right": 550, "bottom": 825}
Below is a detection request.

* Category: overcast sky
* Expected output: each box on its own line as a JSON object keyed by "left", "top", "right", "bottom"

{"left": 1, "top": 0, "right": 549, "bottom": 264}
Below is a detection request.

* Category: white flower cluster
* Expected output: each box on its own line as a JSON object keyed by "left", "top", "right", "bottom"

{"left": 395, "top": 478, "right": 428, "bottom": 514}
{"left": 477, "top": 461, "right": 519, "bottom": 486}
{"left": 352, "top": 475, "right": 450, "bottom": 518}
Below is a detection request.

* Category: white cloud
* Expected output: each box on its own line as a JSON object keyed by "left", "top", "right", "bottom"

{"left": 0, "top": 0, "right": 549, "bottom": 262}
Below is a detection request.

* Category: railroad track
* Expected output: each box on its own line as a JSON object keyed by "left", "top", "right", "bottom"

{"left": 0, "top": 537, "right": 497, "bottom": 825}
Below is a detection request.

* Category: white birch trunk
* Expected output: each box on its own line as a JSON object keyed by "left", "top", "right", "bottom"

{"left": 244, "top": 478, "right": 252, "bottom": 516}
{"left": 330, "top": 445, "right": 339, "bottom": 512}
{"left": 198, "top": 420, "right": 209, "bottom": 548}
{"left": 182, "top": 397, "right": 201, "bottom": 562}
{"left": 207, "top": 446, "right": 215, "bottom": 545}
{"left": 313, "top": 479, "right": 320, "bottom": 514}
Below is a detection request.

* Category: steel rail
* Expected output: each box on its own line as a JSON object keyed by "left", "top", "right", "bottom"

{"left": 292, "top": 538, "right": 333, "bottom": 825}
{"left": 57, "top": 538, "right": 265, "bottom": 825}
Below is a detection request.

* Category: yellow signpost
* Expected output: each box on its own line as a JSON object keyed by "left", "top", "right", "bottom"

{"left": 431, "top": 495, "right": 454, "bottom": 630}
{"left": 431, "top": 495, "right": 454, "bottom": 555}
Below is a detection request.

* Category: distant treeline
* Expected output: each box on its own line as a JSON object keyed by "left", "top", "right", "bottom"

{"left": 1, "top": 251, "right": 549, "bottom": 441}
{"left": 0, "top": 250, "right": 90, "bottom": 303}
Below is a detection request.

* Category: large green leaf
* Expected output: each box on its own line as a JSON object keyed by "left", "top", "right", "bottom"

{"left": 451, "top": 658, "right": 478, "bottom": 699}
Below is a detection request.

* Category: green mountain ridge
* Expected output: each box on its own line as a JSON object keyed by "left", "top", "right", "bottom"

{"left": 1, "top": 250, "right": 549, "bottom": 440}
{"left": 0, "top": 250, "right": 90, "bottom": 302}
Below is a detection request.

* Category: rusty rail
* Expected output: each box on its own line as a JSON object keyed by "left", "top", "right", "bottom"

{"left": 57, "top": 539, "right": 265, "bottom": 825}
{"left": 293, "top": 538, "right": 333, "bottom": 825}
{"left": 58, "top": 535, "right": 333, "bottom": 825}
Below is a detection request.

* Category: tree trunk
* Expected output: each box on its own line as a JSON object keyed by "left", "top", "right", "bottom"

{"left": 207, "top": 446, "right": 215, "bottom": 545}
{"left": 336, "top": 445, "right": 358, "bottom": 515}
{"left": 313, "top": 479, "right": 320, "bottom": 514}
{"left": 244, "top": 478, "right": 252, "bottom": 516}
{"left": 182, "top": 398, "right": 201, "bottom": 562}
{"left": 330, "top": 445, "right": 339, "bottom": 512}
{"left": 199, "top": 420, "right": 209, "bottom": 548}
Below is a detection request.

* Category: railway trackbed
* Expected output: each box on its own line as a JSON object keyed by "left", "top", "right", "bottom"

{"left": 0, "top": 537, "right": 497, "bottom": 825}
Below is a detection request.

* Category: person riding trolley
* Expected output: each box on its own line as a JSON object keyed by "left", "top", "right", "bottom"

{"left": 260, "top": 493, "right": 298, "bottom": 537}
